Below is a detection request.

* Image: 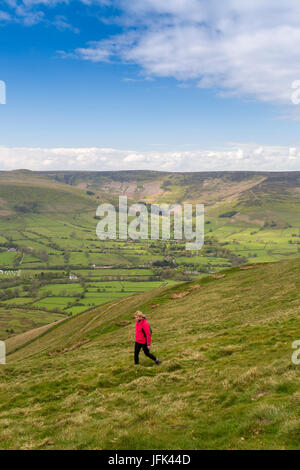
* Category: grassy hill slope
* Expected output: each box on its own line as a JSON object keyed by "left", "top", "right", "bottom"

{"left": 40, "top": 169, "right": 300, "bottom": 213}
{"left": 0, "top": 259, "right": 299, "bottom": 450}
{"left": 0, "top": 170, "right": 118, "bottom": 217}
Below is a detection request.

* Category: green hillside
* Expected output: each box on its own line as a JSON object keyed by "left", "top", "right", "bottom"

{"left": 1, "top": 258, "right": 299, "bottom": 449}
{"left": 0, "top": 170, "right": 118, "bottom": 216}
{"left": 40, "top": 169, "right": 300, "bottom": 210}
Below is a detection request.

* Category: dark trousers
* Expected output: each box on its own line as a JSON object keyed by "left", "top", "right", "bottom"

{"left": 134, "top": 342, "right": 157, "bottom": 364}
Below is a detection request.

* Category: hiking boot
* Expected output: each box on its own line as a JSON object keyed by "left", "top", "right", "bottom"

{"left": 155, "top": 359, "right": 162, "bottom": 365}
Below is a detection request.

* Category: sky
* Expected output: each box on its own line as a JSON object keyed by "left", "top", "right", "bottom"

{"left": 1, "top": 0, "right": 300, "bottom": 171}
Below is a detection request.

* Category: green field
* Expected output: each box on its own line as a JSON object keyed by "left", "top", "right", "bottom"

{"left": 0, "top": 274, "right": 176, "bottom": 338}
{"left": 0, "top": 307, "right": 65, "bottom": 338}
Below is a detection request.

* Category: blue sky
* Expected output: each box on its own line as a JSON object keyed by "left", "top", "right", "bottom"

{"left": 1, "top": 0, "right": 300, "bottom": 171}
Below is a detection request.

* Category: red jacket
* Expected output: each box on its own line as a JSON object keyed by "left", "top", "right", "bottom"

{"left": 135, "top": 317, "right": 151, "bottom": 346}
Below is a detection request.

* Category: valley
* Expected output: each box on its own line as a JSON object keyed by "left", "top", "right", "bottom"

{"left": 1, "top": 170, "right": 300, "bottom": 339}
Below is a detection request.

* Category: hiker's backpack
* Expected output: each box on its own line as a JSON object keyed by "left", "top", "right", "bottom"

{"left": 141, "top": 318, "right": 152, "bottom": 337}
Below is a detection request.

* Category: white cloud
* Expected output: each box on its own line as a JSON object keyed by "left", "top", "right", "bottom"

{"left": 53, "top": 15, "right": 79, "bottom": 33}
{"left": 3, "top": 0, "right": 73, "bottom": 27}
{"left": 0, "top": 10, "right": 12, "bottom": 21}
{"left": 73, "top": 0, "right": 300, "bottom": 105}
{"left": 1, "top": 143, "right": 300, "bottom": 171}
{"left": 4, "top": 1, "right": 300, "bottom": 104}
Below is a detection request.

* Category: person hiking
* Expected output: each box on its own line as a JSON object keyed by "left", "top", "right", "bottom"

{"left": 134, "top": 311, "right": 161, "bottom": 365}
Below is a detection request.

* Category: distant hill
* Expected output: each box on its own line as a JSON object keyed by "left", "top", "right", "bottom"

{"left": 1, "top": 169, "right": 300, "bottom": 268}
{"left": 2, "top": 257, "right": 300, "bottom": 449}
{"left": 0, "top": 170, "right": 118, "bottom": 218}
{"left": 1, "top": 169, "right": 300, "bottom": 225}
{"left": 38, "top": 169, "right": 300, "bottom": 226}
